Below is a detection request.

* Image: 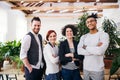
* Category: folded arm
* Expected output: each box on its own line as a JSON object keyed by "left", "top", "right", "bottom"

{"left": 44, "top": 45, "right": 59, "bottom": 64}
{"left": 77, "top": 35, "right": 91, "bottom": 56}
{"left": 86, "top": 33, "right": 109, "bottom": 56}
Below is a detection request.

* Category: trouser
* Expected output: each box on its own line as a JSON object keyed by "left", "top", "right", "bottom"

{"left": 61, "top": 68, "right": 82, "bottom": 80}
{"left": 45, "top": 72, "right": 61, "bottom": 80}
{"left": 25, "top": 67, "right": 44, "bottom": 80}
{"left": 83, "top": 69, "right": 104, "bottom": 80}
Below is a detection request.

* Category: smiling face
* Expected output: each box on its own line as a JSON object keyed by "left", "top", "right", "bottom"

{"left": 65, "top": 28, "right": 73, "bottom": 39}
{"left": 48, "top": 32, "right": 57, "bottom": 44}
{"left": 31, "top": 20, "right": 41, "bottom": 34}
{"left": 86, "top": 17, "right": 97, "bottom": 30}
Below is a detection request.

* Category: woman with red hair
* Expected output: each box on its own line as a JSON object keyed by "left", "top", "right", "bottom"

{"left": 43, "top": 30, "right": 61, "bottom": 80}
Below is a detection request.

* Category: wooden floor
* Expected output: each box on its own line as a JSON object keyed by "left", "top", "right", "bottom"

{"left": 0, "top": 69, "right": 120, "bottom": 80}
{"left": 0, "top": 74, "right": 116, "bottom": 80}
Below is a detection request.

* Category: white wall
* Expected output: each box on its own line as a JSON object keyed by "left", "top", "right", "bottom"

{"left": 6, "top": 10, "right": 27, "bottom": 41}
{"left": 41, "top": 17, "right": 78, "bottom": 41}
{"left": 27, "top": 17, "right": 78, "bottom": 41}
{"left": 0, "top": 1, "right": 120, "bottom": 42}
{"left": 103, "top": 8, "right": 120, "bottom": 32}
{"left": 0, "top": 8, "right": 7, "bottom": 42}
{"left": 103, "top": 9, "right": 120, "bottom": 23}
{"left": 39, "top": 9, "right": 120, "bottom": 41}
{"left": 0, "top": 1, "right": 27, "bottom": 42}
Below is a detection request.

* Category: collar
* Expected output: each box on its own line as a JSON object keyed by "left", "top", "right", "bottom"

{"left": 30, "top": 30, "right": 39, "bottom": 36}
{"left": 48, "top": 42, "right": 55, "bottom": 48}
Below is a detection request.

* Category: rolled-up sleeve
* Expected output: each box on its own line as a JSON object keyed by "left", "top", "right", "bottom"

{"left": 20, "top": 35, "right": 31, "bottom": 60}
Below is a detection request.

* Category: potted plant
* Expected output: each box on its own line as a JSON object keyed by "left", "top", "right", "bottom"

{"left": 4, "top": 40, "right": 21, "bottom": 56}
{"left": 102, "top": 18, "right": 120, "bottom": 75}
{"left": 0, "top": 56, "right": 4, "bottom": 71}
{"left": 0, "top": 40, "right": 21, "bottom": 57}
{"left": 11, "top": 55, "right": 24, "bottom": 71}
{"left": 74, "top": 13, "right": 89, "bottom": 71}
{"left": 75, "top": 13, "right": 89, "bottom": 41}
{"left": 102, "top": 18, "right": 120, "bottom": 57}
{"left": 0, "top": 42, "right": 5, "bottom": 71}
{"left": 0, "top": 40, "right": 22, "bottom": 70}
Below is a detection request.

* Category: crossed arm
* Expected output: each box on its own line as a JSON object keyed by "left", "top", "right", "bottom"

{"left": 77, "top": 33, "right": 109, "bottom": 56}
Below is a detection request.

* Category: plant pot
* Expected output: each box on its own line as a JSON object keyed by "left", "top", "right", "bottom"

{"left": 21, "top": 64, "right": 24, "bottom": 72}
{"left": 0, "top": 65, "right": 2, "bottom": 71}
{"left": 3, "top": 60, "right": 11, "bottom": 70}
{"left": 12, "top": 62, "right": 17, "bottom": 69}
{"left": 0, "top": 61, "right": 4, "bottom": 72}
{"left": 104, "top": 58, "right": 113, "bottom": 69}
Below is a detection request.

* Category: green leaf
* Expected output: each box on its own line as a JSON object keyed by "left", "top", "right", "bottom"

{"left": 110, "top": 58, "right": 119, "bottom": 75}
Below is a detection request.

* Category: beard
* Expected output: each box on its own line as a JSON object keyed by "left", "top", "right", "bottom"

{"left": 90, "top": 27, "right": 96, "bottom": 30}
{"left": 33, "top": 29, "right": 40, "bottom": 34}
{"left": 88, "top": 25, "right": 96, "bottom": 30}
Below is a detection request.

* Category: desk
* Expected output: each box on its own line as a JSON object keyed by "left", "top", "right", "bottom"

{"left": 0, "top": 68, "right": 24, "bottom": 80}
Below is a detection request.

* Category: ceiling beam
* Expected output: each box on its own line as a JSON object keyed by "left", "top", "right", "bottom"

{"left": 80, "top": 0, "right": 118, "bottom": 2}
{"left": 6, "top": 0, "right": 77, "bottom": 2}
{"left": 12, "top": 5, "right": 119, "bottom": 11}
{"left": 31, "top": 9, "right": 102, "bottom": 13}
{"left": 80, "top": 0, "right": 96, "bottom": 2}
{"left": 100, "top": 0, "right": 118, "bottom": 2}
{"left": 26, "top": 13, "right": 103, "bottom": 18}
{"left": 6, "top": 0, "right": 118, "bottom": 2}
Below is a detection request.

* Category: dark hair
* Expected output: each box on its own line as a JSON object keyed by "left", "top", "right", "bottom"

{"left": 62, "top": 24, "right": 77, "bottom": 36}
{"left": 31, "top": 17, "right": 41, "bottom": 23}
{"left": 46, "top": 30, "right": 57, "bottom": 41}
{"left": 86, "top": 13, "right": 98, "bottom": 20}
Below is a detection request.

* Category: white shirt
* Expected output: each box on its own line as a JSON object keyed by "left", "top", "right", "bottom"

{"left": 43, "top": 43, "right": 59, "bottom": 75}
{"left": 20, "top": 31, "right": 43, "bottom": 69}
{"left": 77, "top": 31, "right": 109, "bottom": 71}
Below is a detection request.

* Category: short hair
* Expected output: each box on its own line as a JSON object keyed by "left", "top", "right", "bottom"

{"left": 31, "top": 17, "right": 41, "bottom": 23}
{"left": 62, "top": 24, "right": 77, "bottom": 36}
{"left": 86, "top": 13, "right": 98, "bottom": 21}
{"left": 46, "top": 30, "right": 57, "bottom": 41}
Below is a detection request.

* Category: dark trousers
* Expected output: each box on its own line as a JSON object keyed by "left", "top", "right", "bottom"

{"left": 61, "top": 68, "right": 82, "bottom": 80}
{"left": 25, "top": 67, "right": 44, "bottom": 80}
{"left": 45, "top": 72, "right": 61, "bottom": 80}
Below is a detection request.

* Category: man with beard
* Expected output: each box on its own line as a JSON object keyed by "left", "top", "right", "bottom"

{"left": 20, "top": 17, "right": 46, "bottom": 80}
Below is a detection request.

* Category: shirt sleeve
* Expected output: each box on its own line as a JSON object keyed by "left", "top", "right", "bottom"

{"left": 20, "top": 35, "right": 31, "bottom": 60}
{"left": 44, "top": 45, "right": 59, "bottom": 64}
{"left": 86, "top": 32, "right": 109, "bottom": 56}
{"left": 77, "top": 35, "right": 91, "bottom": 56}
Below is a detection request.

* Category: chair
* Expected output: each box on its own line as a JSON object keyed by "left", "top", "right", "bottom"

{"left": 0, "top": 74, "right": 4, "bottom": 80}
{"left": 6, "top": 74, "right": 17, "bottom": 80}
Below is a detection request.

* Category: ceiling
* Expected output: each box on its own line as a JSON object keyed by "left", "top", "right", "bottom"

{"left": 4, "top": 0, "right": 119, "bottom": 17}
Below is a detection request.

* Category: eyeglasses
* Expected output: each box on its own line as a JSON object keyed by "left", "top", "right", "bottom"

{"left": 86, "top": 20, "right": 96, "bottom": 24}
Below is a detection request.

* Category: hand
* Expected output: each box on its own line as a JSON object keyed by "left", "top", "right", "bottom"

{"left": 72, "top": 58, "right": 79, "bottom": 61}
{"left": 52, "top": 54, "right": 57, "bottom": 58}
{"left": 27, "top": 65, "right": 32, "bottom": 73}
{"left": 97, "top": 42, "right": 103, "bottom": 46}
{"left": 82, "top": 45, "right": 87, "bottom": 49}
{"left": 65, "top": 53, "right": 74, "bottom": 58}
{"left": 23, "top": 58, "right": 33, "bottom": 73}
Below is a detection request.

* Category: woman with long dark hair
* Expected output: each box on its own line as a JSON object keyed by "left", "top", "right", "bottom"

{"left": 59, "top": 24, "right": 84, "bottom": 80}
